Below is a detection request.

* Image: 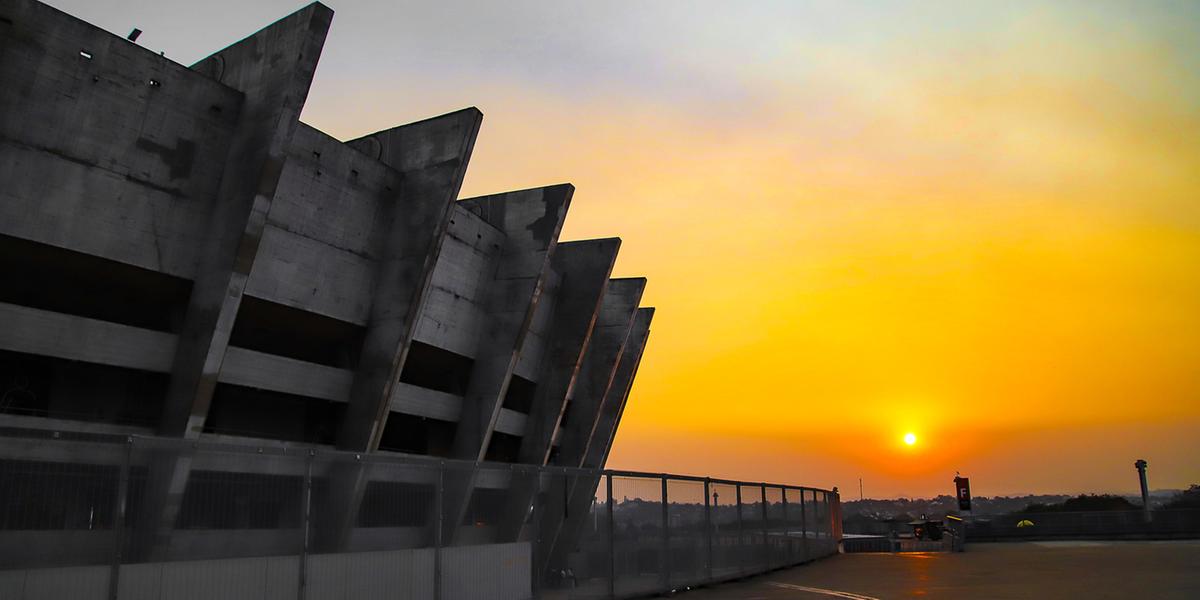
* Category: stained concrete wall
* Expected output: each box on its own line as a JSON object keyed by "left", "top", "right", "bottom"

{"left": 537, "top": 279, "right": 645, "bottom": 569}
{"left": 553, "top": 278, "right": 646, "bottom": 470}
{"left": 0, "top": 0, "right": 653, "bottom": 576}
{"left": 586, "top": 307, "right": 655, "bottom": 470}
{"left": 449, "top": 185, "right": 574, "bottom": 463}
{"left": 413, "top": 204, "right": 506, "bottom": 357}
{"left": 339, "top": 108, "right": 482, "bottom": 453}
{"left": 246, "top": 123, "right": 391, "bottom": 325}
{"left": 493, "top": 239, "right": 621, "bottom": 542}
{"left": 0, "top": 0, "right": 241, "bottom": 278}
{"left": 546, "top": 307, "right": 655, "bottom": 573}
{"left": 0, "top": 0, "right": 651, "bottom": 465}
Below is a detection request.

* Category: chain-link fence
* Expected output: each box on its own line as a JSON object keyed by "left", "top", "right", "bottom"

{"left": 0, "top": 430, "right": 840, "bottom": 599}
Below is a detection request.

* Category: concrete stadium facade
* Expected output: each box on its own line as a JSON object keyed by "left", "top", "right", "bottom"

{"left": 0, "top": 0, "right": 652, "bottom": 565}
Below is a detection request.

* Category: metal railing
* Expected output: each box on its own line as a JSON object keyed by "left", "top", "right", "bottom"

{"left": 0, "top": 430, "right": 841, "bottom": 599}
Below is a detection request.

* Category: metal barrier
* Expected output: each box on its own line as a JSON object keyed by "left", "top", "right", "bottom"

{"left": 0, "top": 431, "right": 840, "bottom": 599}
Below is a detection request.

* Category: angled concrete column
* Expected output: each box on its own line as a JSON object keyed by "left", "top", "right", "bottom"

{"left": 313, "top": 109, "right": 481, "bottom": 551}
{"left": 134, "top": 3, "right": 332, "bottom": 561}
{"left": 587, "top": 307, "right": 654, "bottom": 470}
{"left": 534, "top": 278, "right": 644, "bottom": 569}
{"left": 339, "top": 108, "right": 482, "bottom": 452}
{"left": 494, "top": 239, "right": 621, "bottom": 543}
{"left": 516, "top": 239, "right": 622, "bottom": 466}
{"left": 545, "top": 307, "right": 654, "bottom": 572}
{"left": 439, "top": 185, "right": 572, "bottom": 542}
{"left": 551, "top": 278, "right": 645, "bottom": 469}
{"left": 160, "top": 2, "right": 332, "bottom": 438}
{"left": 451, "top": 185, "right": 573, "bottom": 458}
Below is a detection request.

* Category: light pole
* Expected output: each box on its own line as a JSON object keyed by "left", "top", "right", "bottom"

{"left": 712, "top": 490, "right": 719, "bottom": 534}
{"left": 1135, "top": 459, "right": 1151, "bottom": 523}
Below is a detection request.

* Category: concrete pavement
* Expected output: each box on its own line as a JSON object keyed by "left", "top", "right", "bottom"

{"left": 682, "top": 541, "right": 1200, "bottom": 599}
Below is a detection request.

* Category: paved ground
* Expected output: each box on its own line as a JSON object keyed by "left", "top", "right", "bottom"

{"left": 681, "top": 541, "right": 1200, "bottom": 599}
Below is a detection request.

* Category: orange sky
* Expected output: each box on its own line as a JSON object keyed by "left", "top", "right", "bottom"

{"left": 55, "top": 0, "right": 1200, "bottom": 497}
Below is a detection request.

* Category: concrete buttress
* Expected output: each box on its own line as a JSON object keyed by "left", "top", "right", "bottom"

{"left": 137, "top": 2, "right": 332, "bottom": 560}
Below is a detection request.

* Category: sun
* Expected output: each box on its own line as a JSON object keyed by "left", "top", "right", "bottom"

{"left": 903, "top": 432, "right": 917, "bottom": 446}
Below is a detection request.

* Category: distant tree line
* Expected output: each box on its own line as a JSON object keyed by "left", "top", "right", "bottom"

{"left": 1014, "top": 485, "right": 1200, "bottom": 514}
{"left": 1161, "top": 485, "right": 1200, "bottom": 510}
{"left": 840, "top": 484, "right": 1200, "bottom": 527}
{"left": 1016, "top": 494, "right": 1137, "bottom": 513}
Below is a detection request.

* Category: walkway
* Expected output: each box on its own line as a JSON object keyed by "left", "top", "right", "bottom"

{"left": 682, "top": 540, "right": 1200, "bottom": 599}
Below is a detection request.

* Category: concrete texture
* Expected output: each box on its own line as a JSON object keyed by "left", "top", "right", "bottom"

{"left": 451, "top": 185, "right": 573, "bottom": 462}
{"left": 339, "top": 108, "right": 482, "bottom": 453}
{"left": 517, "top": 239, "right": 621, "bottom": 469}
{"left": 134, "top": 2, "right": 334, "bottom": 561}
{"left": 161, "top": 2, "right": 333, "bottom": 439}
{"left": 0, "top": 0, "right": 240, "bottom": 278}
{"left": 536, "top": 278, "right": 644, "bottom": 571}
{"left": 586, "top": 307, "right": 655, "bottom": 471}
{"left": 682, "top": 541, "right": 1200, "bottom": 600}
{"left": 0, "top": 0, "right": 654, "bottom": 574}
{"left": 537, "top": 306, "right": 654, "bottom": 575}
{"left": 494, "top": 239, "right": 621, "bottom": 542}
{"left": 437, "top": 186, "right": 573, "bottom": 542}
{"left": 553, "top": 278, "right": 646, "bottom": 470}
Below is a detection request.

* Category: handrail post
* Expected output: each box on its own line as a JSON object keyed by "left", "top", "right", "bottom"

{"left": 760, "top": 484, "right": 769, "bottom": 571}
{"left": 532, "top": 468, "right": 543, "bottom": 599}
{"left": 781, "top": 487, "right": 790, "bottom": 565}
{"left": 107, "top": 437, "right": 132, "bottom": 600}
{"left": 735, "top": 485, "right": 744, "bottom": 576}
{"left": 434, "top": 461, "right": 444, "bottom": 600}
{"left": 800, "top": 489, "right": 808, "bottom": 562}
{"left": 703, "top": 478, "right": 712, "bottom": 583}
{"left": 298, "top": 450, "right": 315, "bottom": 600}
{"left": 606, "top": 474, "right": 615, "bottom": 599}
{"left": 822, "top": 491, "right": 830, "bottom": 554}
{"left": 660, "top": 475, "right": 670, "bottom": 593}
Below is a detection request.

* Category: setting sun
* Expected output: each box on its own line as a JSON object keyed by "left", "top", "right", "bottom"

{"left": 903, "top": 433, "right": 917, "bottom": 446}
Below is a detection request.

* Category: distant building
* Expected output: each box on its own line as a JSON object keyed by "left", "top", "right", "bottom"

{"left": 0, "top": 0, "right": 652, "bottom": 564}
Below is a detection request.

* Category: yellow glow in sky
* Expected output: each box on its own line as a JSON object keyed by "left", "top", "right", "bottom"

{"left": 54, "top": 0, "right": 1200, "bottom": 498}
{"left": 307, "top": 1, "right": 1200, "bottom": 498}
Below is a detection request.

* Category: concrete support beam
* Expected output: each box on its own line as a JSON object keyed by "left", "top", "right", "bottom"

{"left": 160, "top": 3, "right": 332, "bottom": 438}
{"left": 586, "top": 307, "right": 654, "bottom": 470}
{"left": 516, "top": 239, "right": 622, "bottom": 467}
{"left": 338, "top": 108, "right": 482, "bottom": 452}
{"left": 0, "top": 414, "right": 152, "bottom": 437}
{"left": 276, "top": 105, "right": 483, "bottom": 555}
{"left": 451, "top": 185, "right": 572, "bottom": 461}
{"left": 0, "top": 301, "right": 353, "bottom": 404}
{"left": 535, "top": 279, "right": 643, "bottom": 567}
{"left": 219, "top": 347, "right": 352, "bottom": 401}
{"left": 389, "top": 384, "right": 529, "bottom": 436}
{"left": 136, "top": 3, "right": 332, "bottom": 561}
{"left": 390, "top": 382, "right": 462, "bottom": 422}
{"left": 0, "top": 302, "right": 175, "bottom": 373}
{"left": 327, "top": 109, "right": 509, "bottom": 547}
{"left": 0, "top": 300, "right": 531, "bottom": 443}
{"left": 546, "top": 307, "right": 653, "bottom": 573}
{"left": 550, "top": 278, "right": 645, "bottom": 469}
{"left": 493, "top": 240, "right": 620, "bottom": 543}
{"left": 439, "top": 185, "right": 572, "bottom": 542}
